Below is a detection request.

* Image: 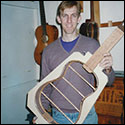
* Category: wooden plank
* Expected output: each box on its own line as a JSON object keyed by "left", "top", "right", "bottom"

{"left": 100, "top": 21, "right": 123, "bottom": 27}
{"left": 79, "top": 1, "right": 83, "bottom": 12}
{"left": 93, "top": 1, "right": 100, "bottom": 27}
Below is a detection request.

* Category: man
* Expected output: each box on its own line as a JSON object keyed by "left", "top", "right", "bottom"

{"left": 34, "top": 1, "right": 115, "bottom": 124}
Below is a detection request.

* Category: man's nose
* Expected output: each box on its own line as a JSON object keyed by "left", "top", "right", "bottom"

{"left": 67, "top": 16, "right": 72, "bottom": 23}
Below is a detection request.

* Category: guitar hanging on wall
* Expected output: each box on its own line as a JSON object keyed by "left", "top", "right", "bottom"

{"left": 27, "top": 21, "right": 124, "bottom": 124}
{"left": 80, "top": 1, "right": 99, "bottom": 41}
{"left": 34, "top": 1, "right": 58, "bottom": 65}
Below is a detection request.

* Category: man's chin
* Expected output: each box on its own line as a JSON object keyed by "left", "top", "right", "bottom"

{"left": 65, "top": 30, "right": 75, "bottom": 34}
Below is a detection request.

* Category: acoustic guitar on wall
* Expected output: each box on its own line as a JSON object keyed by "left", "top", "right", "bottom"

{"left": 80, "top": 1, "right": 99, "bottom": 41}
{"left": 34, "top": 1, "right": 58, "bottom": 65}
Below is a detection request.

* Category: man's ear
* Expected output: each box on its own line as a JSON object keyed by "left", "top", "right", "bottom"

{"left": 78, "top": 14, "right": 82, "bottom": 24}
{"left": 56, "top": 16, "right": 61, "bottom": 24}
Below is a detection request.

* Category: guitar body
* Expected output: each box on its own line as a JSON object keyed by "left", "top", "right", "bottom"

{"left": 34, "top": 24, "right": 58, "bottom": 65}
{"left": 34, "top": 1, "right": 58, "bottom": 65}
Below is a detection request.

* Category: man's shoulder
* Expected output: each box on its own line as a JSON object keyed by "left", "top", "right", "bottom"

{"left": 42, "top": 38, "right": 60, "bottom": 54}
{"left": 79, "top": 34, "right": 100, "bottom": 53}
{"left": 44, "top": 38, "right": 59, "bottom": 49}
{"left": 80, "top": 34, "right": 99, "bottom": 44}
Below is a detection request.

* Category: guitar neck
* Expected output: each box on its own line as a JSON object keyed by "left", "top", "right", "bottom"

{"left": 39, "top": 1, "right": 47, "bottom": 35}
{"left": 83, "top": 26, "right": 124, "bottom": 73}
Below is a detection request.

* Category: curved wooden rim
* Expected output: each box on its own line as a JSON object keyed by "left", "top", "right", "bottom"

{"left": 35, "top": 60, "right": 96, "bottom": 124}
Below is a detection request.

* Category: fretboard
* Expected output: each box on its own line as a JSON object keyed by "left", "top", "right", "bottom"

{"left": 39, "top": 1, "right": 47, "bottom": 35}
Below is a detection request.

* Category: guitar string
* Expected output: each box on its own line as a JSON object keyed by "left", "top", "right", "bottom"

{"left": 41, "top": 91, "right": 74, "bottom": 124}
{"left": 69, "top": 65, "right": 96, "bottom": 91}
{"left": 50, "top": 82, "right": 80, "bottom": 112}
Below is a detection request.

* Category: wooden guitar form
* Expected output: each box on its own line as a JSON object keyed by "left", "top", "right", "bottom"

{"left": 27, "top": 22, "right": 124, "bottom": 124}
{"left": 34, "top": 1, "right": 58, "bottom": 65}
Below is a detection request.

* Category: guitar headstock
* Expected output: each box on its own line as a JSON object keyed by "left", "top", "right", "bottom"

{"left": 118, "top": 20, "right": 124, "bottom": 32}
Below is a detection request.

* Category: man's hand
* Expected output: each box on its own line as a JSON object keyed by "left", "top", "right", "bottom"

{"left": 99, "top": 53, "right": 113, "bottom": 74}
{"left": 32, "top": 116, "right": 37, "bottom": 124}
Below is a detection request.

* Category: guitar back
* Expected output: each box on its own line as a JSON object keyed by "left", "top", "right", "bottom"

{"left": 80, "top": 1, "right": 99, "bottom": 41}
{"left": 79, "top": 22, "right": 99, "bottom": 41}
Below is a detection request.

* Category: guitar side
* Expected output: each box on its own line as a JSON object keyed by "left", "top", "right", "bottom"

{"left": 80, "top": 1, "right": 99, "bottom": 41}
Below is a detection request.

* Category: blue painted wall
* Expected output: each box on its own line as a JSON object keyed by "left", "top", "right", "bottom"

{"left": 1, "top": 1, "right": 39, "bottom": 124}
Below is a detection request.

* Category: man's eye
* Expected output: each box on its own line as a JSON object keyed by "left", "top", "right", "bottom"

{"left": 72, "top": 14, "right": 78, "bottom": 18}
{"left": 62, "top": 14, "right": 67, "bottom": 18}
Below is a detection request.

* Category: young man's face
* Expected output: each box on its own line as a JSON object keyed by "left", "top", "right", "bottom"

{"left": 57, "top": 6, "right": 81, "bottom": 35}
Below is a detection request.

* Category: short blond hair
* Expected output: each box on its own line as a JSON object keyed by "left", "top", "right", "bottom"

{"left": 57, "top": 1, "right": 81, "bottom": 17}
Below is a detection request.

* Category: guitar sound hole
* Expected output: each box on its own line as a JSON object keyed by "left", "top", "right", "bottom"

{"left": 42, "top": 35, "right": 49, "bottom": 43}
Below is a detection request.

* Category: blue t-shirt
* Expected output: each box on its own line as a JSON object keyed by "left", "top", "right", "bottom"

{"left": 61, "top": 36, "right": 79, "bottom": 52}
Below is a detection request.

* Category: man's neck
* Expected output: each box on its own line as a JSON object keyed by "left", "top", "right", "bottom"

{"left": 62, "top": 32, "right": 79, "bottom": 42}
